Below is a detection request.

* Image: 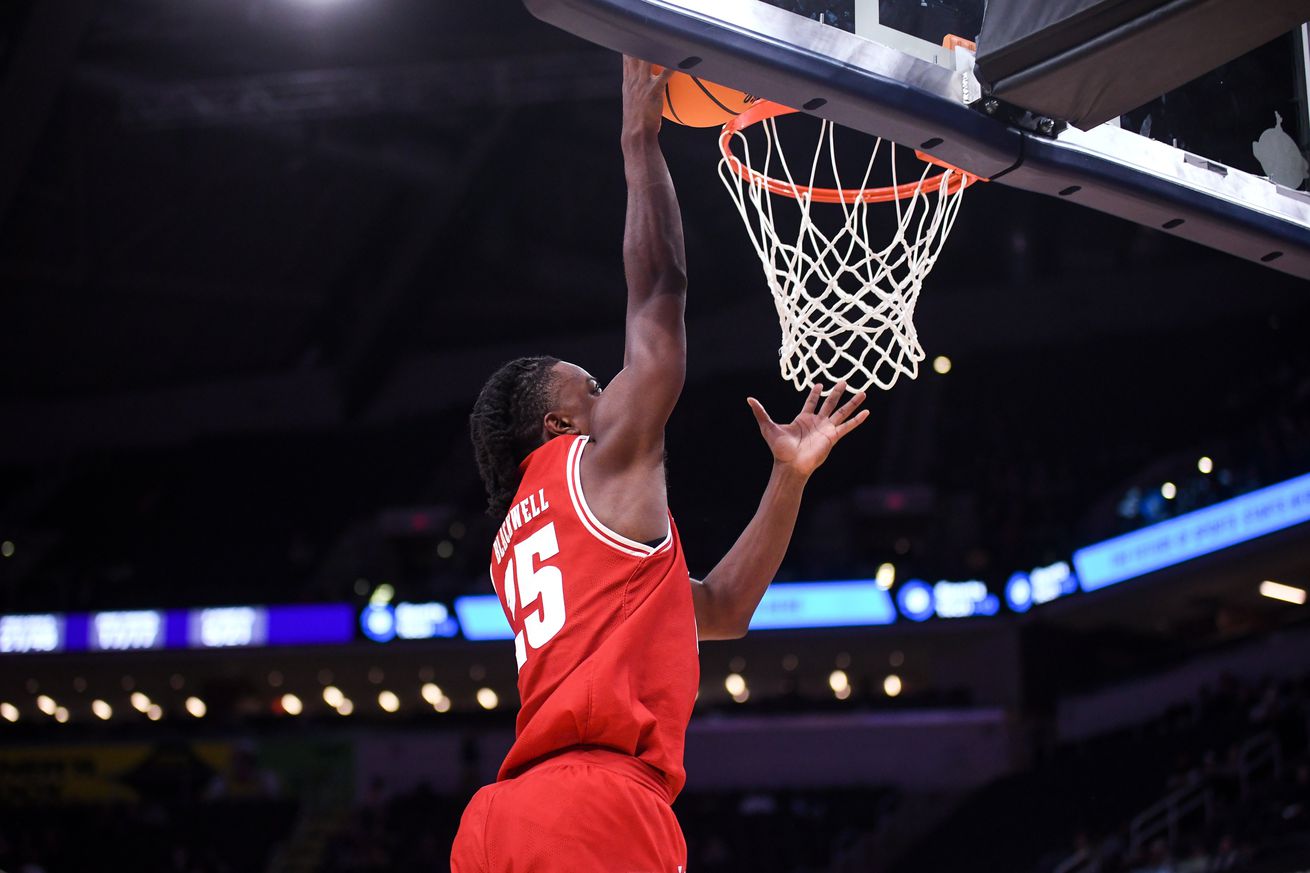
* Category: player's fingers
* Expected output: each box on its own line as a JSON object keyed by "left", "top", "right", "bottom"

{"left": 746, "top": 397, "right": 775, "bottom": 429}
{"left": 819, "top": 381, "right": 846, "bottom": 417}
{"left": 652, "top": 63, "right": 675, "bottom": 84}
{"left": 834, "top": 408, "right": 870, "bottom": 439}
{"left": 831, "top": 390, "right": 867, "bottom": 425}
{"left": 801, "top": 383, "right": 823, "bottom": 415}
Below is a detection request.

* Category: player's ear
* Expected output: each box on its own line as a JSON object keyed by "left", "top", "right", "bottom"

{"left": 543, "top": 411, "right": 578, "bottom": 437}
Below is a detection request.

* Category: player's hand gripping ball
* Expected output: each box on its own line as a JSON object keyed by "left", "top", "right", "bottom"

{"left": 653, "top": 66, "right": 762, "bottom": 128}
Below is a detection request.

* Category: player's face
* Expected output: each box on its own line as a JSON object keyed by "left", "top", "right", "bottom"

{"left": 548, "top": 361, "right": 603, "bottom": 436}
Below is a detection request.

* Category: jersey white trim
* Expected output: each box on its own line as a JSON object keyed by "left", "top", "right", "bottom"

{"left": 565, "top": 435, "right": 673, "bottom": 559}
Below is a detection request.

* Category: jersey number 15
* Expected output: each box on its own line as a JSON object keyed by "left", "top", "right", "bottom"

{"left": 502, "top": 522, "right": 567, "bottom": 670}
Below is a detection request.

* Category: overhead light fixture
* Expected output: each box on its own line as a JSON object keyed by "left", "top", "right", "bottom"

{"left": 1260, "top": 580, "right": 1307, "bottom": 605}
{"left": 146, "top": 704, "right": 163, "bottom": 721}
{"left": 185, "top": 697, "right": 207, "bottom": 718}
{"left": 130, "top": 692, "right": 151, "bottom": 713}
{"left": 377, "top": 691, "right": 400, "bottom": 713}
{"left": 36, "top": 695, "right": 56, "bottom": 716}
{"left": 336, "top": 698, "right": 355, "bottom": 716}
{"left": 1161, "top": 482, "right": 1177, "bottom": 500}
{"left": 724, "top": 674, "right": 746, "bottom": 697}
{"left": 875, "top": 562, "right": 895, "bottom": 590}
{"left": 421, "top": 683, "right": 444, "bottom": 705}
{"left": 54, "top": 706, "right": 69, "bottom": 723}
{"left": 1198, "top": 456, "right": 1213, "bottom": 474}
{"left": 91, "top": 700, "right": 113, "bottom": 720}
{"left": 281, "top": 694, "right": 304, "bottom": 716}
{"left": 0, "top": 702, "right": 18, "bottom": 722}
{"left": 476, "top": 688, "right": 499, "bottom": 710}
{"left": 323, "top": 686, "right": 344, "bottom": 708}
{"left": 828, "top": 670, "right": 849, "bottom": 694}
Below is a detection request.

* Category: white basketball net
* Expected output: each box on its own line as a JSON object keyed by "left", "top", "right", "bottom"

{"left": 719, "top": 113, "right": 971, "bottom": 393}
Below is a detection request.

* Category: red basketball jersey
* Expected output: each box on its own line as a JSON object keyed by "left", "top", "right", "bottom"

{"left": 488, "top": 434, "right": 700, "bottom": 802}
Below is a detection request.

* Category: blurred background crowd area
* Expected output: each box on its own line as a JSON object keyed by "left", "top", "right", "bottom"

{"left": 0, "top": 671, "right": 1305, "bottom": 873}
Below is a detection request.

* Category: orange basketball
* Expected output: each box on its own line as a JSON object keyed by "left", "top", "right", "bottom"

{"left": 656, "top": 69, "right": 761, "bottom": 128}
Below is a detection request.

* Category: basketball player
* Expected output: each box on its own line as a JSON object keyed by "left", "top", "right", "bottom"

{"left": 451, "top": 57, "right": 869, "bottom": 873}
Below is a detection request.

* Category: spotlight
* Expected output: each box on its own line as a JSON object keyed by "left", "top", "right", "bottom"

{"left": 281, "top": 694, "right": 304, "bottom": 716}
{"left": 91, "top": 700, "right": 113, "bottom": 720}
{"left": 36, "top": 695, "right": 56, "bottom": 716}
{"left": 932, "top": 356, "right": 952, "bottom": 375}
{"left": 54, "top": 706, "right": 69, "bottom": 723}
{"left": 421, "top": 683, "right": 443, "bottom": 705}
{"left": 1161, "top": 482, "right": 1177, "bottom": 500}
{"left": 185, "top": 697, "right": 207, "bottom": 718}
{"left": 0, "top": 702, "right": 18, "bottom": 722}
{"left": 884, "top": 674, "right": 903, "bottom": 697}
{"left": 476, "top": 688, "right": 499, "bottom": 710}
{"left": 323, "top": 686, "right": 344, "bottom": 708}
{"left": 337, "top": 698, "right": 355, "bottom": 716}
{"left": 433, "top": 696, "right": 451, "bottom": 713}
{"left": 875, "top": 562, "right": 895, "bottom": 590}
{"left": 828, "top": 670, "right": 849, "bottom": 694}
{"left": 724, "top": 674, "right": 746, "bottom": 697}
{"left": 1198, "top": 456, "right": 1213, "bottom": 474}
{"left": 130, "top": 692, "right": 151, "bottom": 713}
{"left": 146, "top": 704, "right": 163, "bottom": 721}
{"left": 1260, "top": 580, "right": 1307, "bottom": 605}
{"left": 377, "top": 691, "right": 400, "bottom": 713}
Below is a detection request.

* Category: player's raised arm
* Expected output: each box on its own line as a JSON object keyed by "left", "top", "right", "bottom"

{"left": 588, "top": 58, "right": 687, "bottom": 467}
{"left": 692, "top": 383, "right": 870, "bottom": 640}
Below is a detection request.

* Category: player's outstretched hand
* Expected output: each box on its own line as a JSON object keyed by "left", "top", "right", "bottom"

{"left": 621, "top": 56, "right": 674, "bottom": 139}
{"left": 747, "top": 383, "right": 869, "bottom": 478}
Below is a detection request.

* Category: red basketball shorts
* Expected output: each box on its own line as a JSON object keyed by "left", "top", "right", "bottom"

{"left": 450, "top": 749, "right": 687, "bottom": 873}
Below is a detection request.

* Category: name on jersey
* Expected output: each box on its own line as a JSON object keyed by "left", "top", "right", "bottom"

{"left": 492, "top": 488, "right": 551, "bottom": 563}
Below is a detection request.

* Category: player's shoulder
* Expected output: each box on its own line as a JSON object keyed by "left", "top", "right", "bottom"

{"left": 523, "top": 433, "right": 583, "bottom": 471}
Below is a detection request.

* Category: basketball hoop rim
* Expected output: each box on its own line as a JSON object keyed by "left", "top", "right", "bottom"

{"left": 718, "top": 100, "right": 987, "bottom": 204}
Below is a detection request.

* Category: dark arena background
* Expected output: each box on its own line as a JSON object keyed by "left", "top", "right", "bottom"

{"left": 2, "top": 1, "right": 1310, "bottom": 872}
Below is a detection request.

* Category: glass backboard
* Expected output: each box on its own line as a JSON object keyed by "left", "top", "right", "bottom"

{"left": 524, "top": 0, "right": 1310, "bottom": 277}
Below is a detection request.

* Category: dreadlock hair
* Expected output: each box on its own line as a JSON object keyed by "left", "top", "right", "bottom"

{"left": 469, "top": 355, "right": 561, "bottom": 519}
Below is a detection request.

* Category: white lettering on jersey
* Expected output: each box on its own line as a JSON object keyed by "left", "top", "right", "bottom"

{"left": 493, "top": 488, "right": 551, "bottom": 563}
{"left": 500, "top": 521, "right": 567, "bottom": 671}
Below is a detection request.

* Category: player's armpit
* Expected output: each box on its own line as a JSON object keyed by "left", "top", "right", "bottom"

{"left": 690, "top": 577, "right": 748, "bottom": 641}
